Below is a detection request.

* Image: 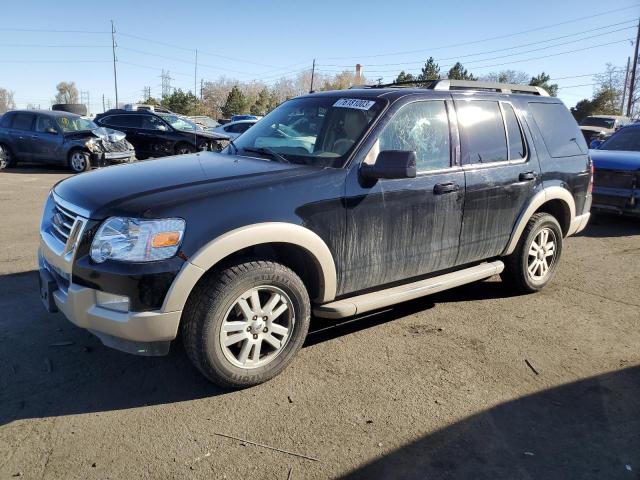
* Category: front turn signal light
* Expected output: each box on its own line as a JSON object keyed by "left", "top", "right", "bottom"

{"left": 151, "top": 231, "right": 181, "bottom": 248}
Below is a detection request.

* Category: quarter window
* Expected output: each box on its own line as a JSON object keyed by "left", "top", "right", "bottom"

{"left": 501, "top": 103, "right": 525, "bottom": 159}
{"left": 378, "top": 101, "right": 451, "bottom": 171}
{"left": 529, "top": 102, "right": 586, "bottom": 157}
{"left": 457, "top": 100, "right": 507, "bottom": 164}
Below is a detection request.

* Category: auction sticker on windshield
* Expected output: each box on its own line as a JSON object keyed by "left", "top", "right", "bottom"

{"left": 333, "top": 98, "right": 376, "bottom": 110}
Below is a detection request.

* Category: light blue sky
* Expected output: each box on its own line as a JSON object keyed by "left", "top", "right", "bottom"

{"left": 0, "top": 0, "right": 638, "bottom": 112}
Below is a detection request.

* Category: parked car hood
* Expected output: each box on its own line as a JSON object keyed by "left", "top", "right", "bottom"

{"left": 179, "top": 129, "right": 229, "bottom": 141}
{"left": 53, "top": 152, "right": 313, "bottom": 218}
{"left": 590, "top": 149, "right": 640, "bottom": 171}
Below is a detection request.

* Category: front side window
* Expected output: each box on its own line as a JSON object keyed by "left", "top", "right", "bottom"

{"left": 11, "top": 113, "right": 35, "bottom": 131}
{"left": 141, "top": 115, "right": 168, "bottom": 130}
{"left": 457, "top": 100, "right": 507, "bottom": 164}
{"left": 157, "top": 113, "right": 195, "bottom": 132}
{"left": 231, "top": 96, "right": 385, "bottom": 167}
{"left": 600, "top": 127, "right": 640, "bottom": 152}
{"left": 35, "top": 116, "right": 57, "bottom": 133}
{"left": 580, "top": 117, "right": 615, "bottom": 129}
{"left": 56, "top": 116, "right": 98, "bottom": 132}
{"left": 377, "top": 101, "right": 451, "bottom": 171}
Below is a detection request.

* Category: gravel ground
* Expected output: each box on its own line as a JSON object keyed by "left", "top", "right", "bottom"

{"left": 1, "top": 165, "right": 639, "bottom": 480}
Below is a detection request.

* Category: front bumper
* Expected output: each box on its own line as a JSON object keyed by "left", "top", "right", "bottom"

{"left": 38, "top": 194, "right": 182, "bottom": 356}
{"left": 592, "top": 186, "right": 640, "bottom": 216}
{"left": 90, "top": 150, "right": 135, "bottom": 167}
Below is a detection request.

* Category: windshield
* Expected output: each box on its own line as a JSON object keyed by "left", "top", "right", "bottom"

{"left": 56, "top": 116, "right": 98, "bottom": 132}
{"left": 600, "top": 128, "right": 640, "bottom": 152}
{"left": 230, "top": 96, "right": 384, "bottom": 167}
{"left": 158, "top": 113, "right": 198, "bottom": 132}
{"left": 580, "top": 117, "right": 615, "bottom": 129}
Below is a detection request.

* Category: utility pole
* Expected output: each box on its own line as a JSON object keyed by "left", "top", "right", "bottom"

{"left": 621, "top": 57, "right": 631, "bottom": 115}
{"left": 194, "top": 49, "right": 198, "bottom": 98}
{"left": 200, "top": 78, "right": 204, "bottom": 100}
{"left": 102, "top": 94, "right": 105, "bottom": 112}
{"left": 111, "top": 20, "right": 119, "bottom": 108}
{"left": 142, "top": 86, "right": 151, "bottom": 101}
{"left": 310, "top": 58, "right": 316, "bottom": 93}
{"left": 626, "top": 18, "right": 640, "bottom": 117}
{"left": 160, "top": 70, "right": 173, "bottom": 98}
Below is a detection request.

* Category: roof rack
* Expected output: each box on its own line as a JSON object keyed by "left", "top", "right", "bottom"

{"left": 358, "top": 79, "right": 549, "bottom": 96}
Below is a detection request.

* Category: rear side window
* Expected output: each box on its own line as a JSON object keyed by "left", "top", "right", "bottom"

{"left": 456, "top": 100, "right": 507, "bottom": 163}
{"left": 501, "top": 103, "right": 526, "bottom": 159}
{"left": 378, "top": 100, "right": 451, "bottom": 171}
{"left": 11, "top": 113, "right": 35, "bottom": 131}
{"left": 0, "top": 114, "right": 11, "bottom": 128}
{"left": 529, "top": 102, "right": 586, "bottom": 157}
{"left": 103, "top": 115, "right": 140, "bottom": 128}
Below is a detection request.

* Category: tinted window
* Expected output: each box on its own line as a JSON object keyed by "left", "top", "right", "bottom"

{"left": 529, "top": 102, "right": 586, "bottom": 157}
{"left": 378, "top": 101, "right": 450, "bottom": 171}
{"left": 501, "top": 103, "right": 525, "bottom": 159}
{"left": 600, "top": 127, "right": 640, "bottom": 152}
{"left": 457, "top": 101, "right": 507, "bottom": 163}
{"left": 103, "top": 115, "right": 141, "bottom": 128}
{"left": 236, "top": 123, "right": 252, "bottom": 133}
{"left": 35, "top": 115, "right": 57, "bottom": 133}
{"left": 11, "top": 113, "right": 35, "bottom": 131}
{"left": 140, "top": 115, "right": 166, "bottom": 130}
{"left": 0, "top": 114, "right": 12, "bottom": 128}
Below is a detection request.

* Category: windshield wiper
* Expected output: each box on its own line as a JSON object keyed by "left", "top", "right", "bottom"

{"left": 242, "top": 146, "right": 291, "bottom": 164}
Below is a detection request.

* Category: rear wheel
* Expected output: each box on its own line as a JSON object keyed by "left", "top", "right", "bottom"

{"left": 0, "top": 144, "right": 16, "bottom": 170}
{"left": 501, "top": 213, "right": 563, "bottom": 293}
{"left": 68, "top": 150, "right": 91, "bottom": 173}
{"left": 182, "top": 260, "right": 310, "bottom": 388}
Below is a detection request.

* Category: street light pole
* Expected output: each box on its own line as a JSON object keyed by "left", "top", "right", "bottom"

{"left": 111, "top": 20, "right": 119, "bottom": 108}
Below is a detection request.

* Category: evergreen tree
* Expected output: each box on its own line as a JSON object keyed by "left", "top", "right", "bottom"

{"left": 250, "top": 88, "right": 270, "bottom": 116}
{"left": 418, "top": 57, "right": 440, "bottom": 81}
{"left": 447, "top": 62, "right": 476, "bottom": 80}
{"left": 222, "top": 86, "right": 247, "bottom": 117}
{"left": 529, "top": 72, "right": 558, "bottom": 97}
{"left": 395, "top": 71, "right": 415, "bottom": 83}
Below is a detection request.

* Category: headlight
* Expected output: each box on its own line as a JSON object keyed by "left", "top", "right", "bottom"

{"left": 90, "top": 217, "right": 185, "bottom": 263}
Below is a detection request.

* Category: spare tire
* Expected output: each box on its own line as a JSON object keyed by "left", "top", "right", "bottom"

{"left": 52, "top": 103, "right": 87, "bottom": 116}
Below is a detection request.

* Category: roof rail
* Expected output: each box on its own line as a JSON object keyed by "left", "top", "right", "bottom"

{"left": 358, "top": 79, "right": 549, "bottom": 96}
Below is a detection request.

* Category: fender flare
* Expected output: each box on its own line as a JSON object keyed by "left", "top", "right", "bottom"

{"left": 162, "top": 222, "right": 338, "bottom": 312}
{"left": 503, "top": 186, "right": 576, "bottom": 256}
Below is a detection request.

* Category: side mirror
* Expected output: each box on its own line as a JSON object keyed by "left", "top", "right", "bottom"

{"left": 589, "top": 139, "right": 602, "bottom": 149}
{"left": 360, "top": 150, "right": 417, "bottom": 180}
{"left": 45, "top": 127, "right": 57, "bottom": 134}
{"left": 157, "top": 125, "right": 168, "bottom": 131}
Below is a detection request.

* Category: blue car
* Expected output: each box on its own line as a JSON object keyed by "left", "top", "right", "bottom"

{"left": 589, "top": 123, "right": 640, "bottom": 216}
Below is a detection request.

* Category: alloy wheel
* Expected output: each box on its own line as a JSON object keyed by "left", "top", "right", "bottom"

{"left": 527, "top": 227, "right": 557, "bottom": 281}
{"left": 219, "top": 286, "right": 294, "bottom": 369}
{"left": 70, "top": 152, "right": 86, "bottom": 172}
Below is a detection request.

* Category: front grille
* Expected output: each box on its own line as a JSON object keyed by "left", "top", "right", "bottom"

{"left": 51, "top": 202, "right": 79, "bottom": 244}
{"left": 100, "top": 139, "right": 130, "bottom": 152}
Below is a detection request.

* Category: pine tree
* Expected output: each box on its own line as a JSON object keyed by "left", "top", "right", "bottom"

{"left": 222, "top": 86, "right": 247, "bottom": 117}
{"left": 395, "top": 71, "right": 415, "bottom": 83}
{"left": 418, "top": 57, "right": 440, "bottom": 81}
{"left": 529, "top": 72, "right": 559, "bottom": 97}
{"left": 447, "top": 62, "right": 476, "bottom": 81}
{"left": 250, "top": 88, "right": 270, "bottom": 116}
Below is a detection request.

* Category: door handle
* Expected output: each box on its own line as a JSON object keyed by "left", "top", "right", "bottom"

{"left": 519, "top": 171, "right": 537, "bottom": 181}
{"left": 434, "top": 182, "right": 460, "bottom": 195}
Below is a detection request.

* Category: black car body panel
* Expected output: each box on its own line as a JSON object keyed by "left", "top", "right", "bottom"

{"left": 94, "top": 109, "right": 229, "bottom": 159}
{"left": 0, "top": 110, "right": 134, "bottom": 166}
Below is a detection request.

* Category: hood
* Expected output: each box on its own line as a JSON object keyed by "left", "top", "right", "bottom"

{"left": 590, "top": 149, "right": 640, "bottom": 171}
{"left": 53, "top": 152, "right": 312, "bottom": 218}
{"left": 179, "top": 129, "right": 229, "bottom": 141}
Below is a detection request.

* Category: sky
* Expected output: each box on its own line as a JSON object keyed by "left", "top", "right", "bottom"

{"left": 0, "top": 0, "right": 638, "bottom": 113}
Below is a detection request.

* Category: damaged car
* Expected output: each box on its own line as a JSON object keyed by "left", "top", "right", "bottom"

{"left": 0, "top": 110, "right": 135, "bottom": 173}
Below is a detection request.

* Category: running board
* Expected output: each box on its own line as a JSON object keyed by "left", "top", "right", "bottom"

{"left": 314, "top": 261, "right": 504, "bottom": 319}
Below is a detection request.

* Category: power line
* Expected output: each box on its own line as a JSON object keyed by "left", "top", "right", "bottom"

{"left": 0, "top": 43, "right": 110, "bottom": 48}
{"left": 317, "top": 20, "right": 637, "bottom": 68}
{"left": 319, "top": 4, "right": 639, "bottom": 60}
{"left": 0, "top": 27, "right": 109, "bottom": 33}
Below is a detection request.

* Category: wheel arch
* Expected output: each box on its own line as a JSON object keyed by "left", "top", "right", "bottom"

{"left": 162, "top": 222, "right": 337, "bottom": 313}
{"left": 503, "top": 186, "right": 576, "bottom": 256}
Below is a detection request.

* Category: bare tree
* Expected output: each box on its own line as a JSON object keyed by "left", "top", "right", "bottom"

{"left": 0, "top": 88, "right": 16, "bottom": 113}
{"left": 483, "top": 70, "right": 529, "bottom": 84}
{"left": 593, "top": 63, "right": 625, "bottom": 115}
{"left": 54, "top": 81, "right": 79, "bottom": 104}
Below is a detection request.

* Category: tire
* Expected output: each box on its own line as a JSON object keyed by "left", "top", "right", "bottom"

{"left": 0, "top": 144, "right": 16, "bottom": 169}
{"left": 182, "top": 260, "right": 311, "bottom": 388}
{"left": 175, "top": 143, "right": 195, "bottom": 155}
{"left": 68, "top": 149, "right": 91, "bottom": 173}
{"left": 501, "top": 212, "right": 563, "bottom": 294}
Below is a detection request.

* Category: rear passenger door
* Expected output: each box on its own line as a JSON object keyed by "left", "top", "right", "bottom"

{"left": 8, "top": 113, "right": 36, "bottom": 160}
{"left": 454, "top": 97, "right": 540, "bottom": 265}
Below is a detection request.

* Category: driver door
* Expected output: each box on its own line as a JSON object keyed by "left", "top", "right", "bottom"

{"left": 339, "top": 96, "right": 465, "bottom": 296}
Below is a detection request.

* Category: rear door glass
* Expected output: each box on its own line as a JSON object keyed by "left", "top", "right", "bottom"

{"left": 456, "top": 100, "right": 507, "bottom": 164}
{"left": 528, "top": 102, "right": 586, "bottom": 157}
{"left": 11, "top": 113, "right": 35, "bottom": 131}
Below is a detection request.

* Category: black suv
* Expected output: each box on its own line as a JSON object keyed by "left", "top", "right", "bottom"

{"left": 94, "top": 108, "right": 229, "bottom": 159}
{"left": 38, "top": 80, "right": 592, "bottom": 388}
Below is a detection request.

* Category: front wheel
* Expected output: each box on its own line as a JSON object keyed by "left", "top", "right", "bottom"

{"left": 68, "top": 150, "right": 91, "bottom": 173}
{"left": 501, "top": 212, "right": 563, "bottom": 293}
{"left": 182, "top": 260, "right": 310, "bottom": 388}
{"left": 175, "top": 143, "right": 195, "bottom": 155}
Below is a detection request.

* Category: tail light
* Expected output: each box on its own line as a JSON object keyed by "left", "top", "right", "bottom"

{"left": 588, "top": 158, "right": 594, "bottom": 194}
